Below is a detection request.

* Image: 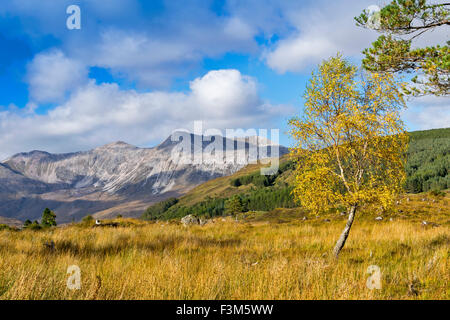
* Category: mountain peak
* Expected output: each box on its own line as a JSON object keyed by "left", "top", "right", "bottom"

{"left": 4, "top": 150, "right": 51, "bottom": 162}
{"left": 98, "top": 141, "right": 136, "bottom": 149}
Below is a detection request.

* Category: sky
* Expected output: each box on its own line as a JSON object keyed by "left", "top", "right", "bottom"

{"left": 0, "top": 0, "right": 448, "bottom": 159}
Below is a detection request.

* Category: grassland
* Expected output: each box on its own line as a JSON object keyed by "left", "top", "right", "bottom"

{"left": 0, "top": 192, "right": 448, "bottom": 300}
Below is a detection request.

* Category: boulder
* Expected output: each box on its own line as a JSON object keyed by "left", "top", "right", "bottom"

{"left": 181, "top": 214, "right": 200, "bottom": 226}
{"left": 422, "top": 220, "right": 440, "bottom": 227}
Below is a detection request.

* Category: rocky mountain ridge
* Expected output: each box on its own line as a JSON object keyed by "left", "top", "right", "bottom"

{"left": 0, "top": 132, "right": 287, "bottom": 223}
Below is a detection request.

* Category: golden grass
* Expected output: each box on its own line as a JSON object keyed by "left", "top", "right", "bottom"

{"left": 0, "top": 207, "right": 448, "bottom": 300}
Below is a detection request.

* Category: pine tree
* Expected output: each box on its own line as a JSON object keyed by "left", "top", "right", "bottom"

{"left": 224, "top": 195, "right": 244, "bottom": 216}
{"left": 41, "top": 208, "right": 57, "bottom": 228}
{"left": 23, "top": 219, "right": 32, "bottom": 228}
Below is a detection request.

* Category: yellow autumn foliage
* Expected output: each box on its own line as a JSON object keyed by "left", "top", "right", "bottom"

{"left": 289, "top": 54, "right": 409, "bottom": 214}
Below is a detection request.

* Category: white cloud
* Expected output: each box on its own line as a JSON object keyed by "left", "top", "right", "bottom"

{"left": 263, "top": 0, "right": 379, "bottom": 73}
{"left": 0, "top": 69, "right": 291, "bottom": 159}
{"left": 402, "top": 96, "right": 450, "bottom": 131}
{"left": 1, "top": 0, "right": 264, "bottom": 88}
{"left": 224, "top": 17, "right": 256, "bottom": 40}
{"left": 6, "top": 0, "right": 445, "bottom": 88}
{"left": 65, "top": 21, "right": 260, "bottom": 88}
{"left": 190, "top": 69, "right": 259, "bottom": 117}
{"left": 82, "top": 29, "right": 197, "bottom": 88}
{"left": 265, "top": 35, "right": 335, "bottom": 73}
{"left": 26, "top": 49, "right": 88, "bottom": 103}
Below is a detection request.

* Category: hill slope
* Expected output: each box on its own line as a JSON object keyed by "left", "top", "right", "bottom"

{"left": 406, "top": 128, "right": 450, "bottom": 192}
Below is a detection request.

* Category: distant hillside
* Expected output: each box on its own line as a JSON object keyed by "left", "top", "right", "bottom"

{"left": 406, "top": 128, "right": 449, "bottom": 193}
{"left": 142, "top": 155, "right": 295, "bottom": 220}
{"left": 142, "top": 127, "right": 450, "bottom": 220}
{"left": 0, "top": 216, "right": 23, "bottom": 228}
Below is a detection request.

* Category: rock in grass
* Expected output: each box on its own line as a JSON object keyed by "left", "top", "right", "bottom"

{"left": 422, "top": 220, "right": 440, "bottom": 227}
{"left": 43, "top": 240, "right": 55, "bottom": 251}
{"left": 375, "top": 216, "right": 383, "bottom": 221}
{"left": 92, "top": 222, "right": 119, "bottom": 228}
{"left": 181, "top": 214, "right": 200, "bottom": 226}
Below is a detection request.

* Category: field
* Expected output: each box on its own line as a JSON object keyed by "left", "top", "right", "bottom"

{"left": 0, "top": 192, "right": 448, "bottom": 300}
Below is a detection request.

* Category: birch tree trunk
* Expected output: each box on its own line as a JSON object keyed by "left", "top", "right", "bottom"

{"left": 333, "top": 205, "right": 357, "bottom": 258}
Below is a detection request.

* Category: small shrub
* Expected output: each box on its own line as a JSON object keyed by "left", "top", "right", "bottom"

{"left": 0, "top": 224, "right": 11, "bottom": 231}
{"left": 80, "top": 215, "right": 95, "bottom": 227}
{"left": 231, "top": 178, "right": 242, "bottom": 187}
{"left": 429, "top": 189, "right": 445, "bottom": 197}
{"left": 28, "top": 221, "right": 42, "bottom": 230}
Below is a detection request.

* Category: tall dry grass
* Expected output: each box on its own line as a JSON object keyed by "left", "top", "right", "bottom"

{"left": 0, "top": 214, "right": 448, "bottom": 300}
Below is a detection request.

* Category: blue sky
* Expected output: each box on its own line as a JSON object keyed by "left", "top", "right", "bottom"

{"left": 0, "top": 0, "right": 448, "bottom": 158}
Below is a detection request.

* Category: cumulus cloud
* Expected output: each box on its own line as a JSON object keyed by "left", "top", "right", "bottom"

{"left": 26, "top": 50, "right": 88, "bottom": 103}
{"left": 402, "top": 96, "right": 450, "bottom": 131}
{"left": 265, "top": 35, "right": 335, "bottom": 73}
{"left": 81, "top": 29, "right": 199, "bottom": 88}
{"left": 1, "top": 0, "right": 264, "bottom": 88}
{"left": 264, "top": 0, "right": 379, "bottom": 73}
{"left": 81, "top": 19, "right": 260, "bottom": 87}
{"left": 0, "top": 69, "right": 292, "bottom": 159}
{"left": 223, "top": 17, "right": 256, "bottom": 40}
{"left": 190, "top": 69, "right": 259, "bottom": 117}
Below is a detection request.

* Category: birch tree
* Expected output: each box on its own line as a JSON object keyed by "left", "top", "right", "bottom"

{"left": 289, "top": 55, "right": 408, "bottom": 258}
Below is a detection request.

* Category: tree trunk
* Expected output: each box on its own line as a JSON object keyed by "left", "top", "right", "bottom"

{"left": 333, "top": 205, "right": 357, "bottom": 258}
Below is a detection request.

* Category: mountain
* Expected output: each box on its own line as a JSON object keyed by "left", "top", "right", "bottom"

{"left": 0, "top": 132, "right": 288, "bottom": 223}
